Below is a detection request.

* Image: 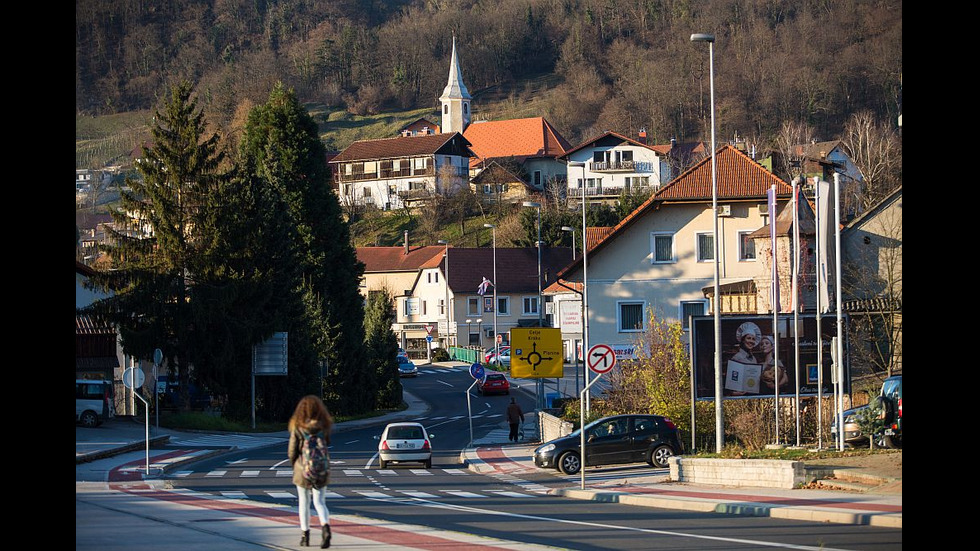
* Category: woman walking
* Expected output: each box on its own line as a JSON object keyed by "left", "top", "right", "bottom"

{"left": 288, "top": 395, "right": 333, "bottom": 548}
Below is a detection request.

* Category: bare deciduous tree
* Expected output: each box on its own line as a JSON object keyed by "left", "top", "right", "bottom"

{"left": 773, "top": 121, "right": 816, "bottom": 183}
{"left": 841, "top": 111, "right": 902, "bottom": 215}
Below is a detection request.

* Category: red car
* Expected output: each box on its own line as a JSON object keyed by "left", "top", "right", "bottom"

{"left": 477, "top": 372, "right": 510, "bottom": 396}
{"left": 484, "top": 346, "right": 510, "bottom": 363}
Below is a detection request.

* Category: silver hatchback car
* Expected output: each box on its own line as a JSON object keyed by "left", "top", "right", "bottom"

{"left": 375, "top": 422, "right": 434, "bottom": 469}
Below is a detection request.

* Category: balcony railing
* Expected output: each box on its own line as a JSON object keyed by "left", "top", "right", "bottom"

{"left": 573, "top": 184, "right": 658, "bottom": 197}
{"left": 397, "top": 188, "right": 433, "bottom": 200}
{"left": 590, "top": 161, "right": 653, "bottom": 173}
{"left": 336, "top": 166, "right": 434, "bottom": 183}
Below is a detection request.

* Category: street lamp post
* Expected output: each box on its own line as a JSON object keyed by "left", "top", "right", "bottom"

{"left": 567, "top": 161, "right": 590, "bottom": 413}
{"left": 691, "top": 32, "right": 724, "bottom": 453}
{"left": 523, "top": 201, "right": 544, "bottom": 409}
{"left": 560, "top": 226, "right": 576, "bottom": 260}
{"left": 560, "top": 224, "right": 580, "bottom": 395}
{"left": 438, "top": 240, "right": 451, "bottom": 348}
{"left": 483, "top": 224, "right": 499, "bottom": 363}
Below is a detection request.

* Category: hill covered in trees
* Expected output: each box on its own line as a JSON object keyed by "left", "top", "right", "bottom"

{"left": 76, "top": 0, "right": 902, "bottom": 150}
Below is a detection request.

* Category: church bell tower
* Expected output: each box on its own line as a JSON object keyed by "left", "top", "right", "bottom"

{"left": 440, "top": 36, "right": 471, "bottom": 134}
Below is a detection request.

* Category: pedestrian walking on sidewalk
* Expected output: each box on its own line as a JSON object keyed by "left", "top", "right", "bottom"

{"left": 507, "top": 397, "right": 524, "bottom": 442}
{"left": 288, "top": 395, "right": 334, "bottom": 548}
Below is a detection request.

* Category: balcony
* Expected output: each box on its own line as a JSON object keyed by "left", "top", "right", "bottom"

{"left": 573, "top": 184, "right": 658, "bottom": 197}
{"left": 336, "top": 166, "right": 434, "bottom": 183}
{"left": 397, "top": 188, "right": 433, "bottom": 201}
{"left": 590, "top": 160, "right": 653, "bottom": 173}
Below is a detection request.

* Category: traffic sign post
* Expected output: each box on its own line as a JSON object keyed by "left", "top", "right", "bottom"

{"left": 580, "top": 343, "right": 616, "bottom": 491}
{"left": 587, "top": 343, "right": 616, "bottom": 374}
{"left": 466, "top": 363, "right": 484, "bottom": 446}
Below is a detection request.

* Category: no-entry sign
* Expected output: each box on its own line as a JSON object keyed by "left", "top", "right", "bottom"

{"left": 587, "top": 344, "right": 616, "bottom": 374}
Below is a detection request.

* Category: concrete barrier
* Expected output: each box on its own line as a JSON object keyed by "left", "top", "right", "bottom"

{"left": 668, "top": 456, "right": 807, "bottom": 489}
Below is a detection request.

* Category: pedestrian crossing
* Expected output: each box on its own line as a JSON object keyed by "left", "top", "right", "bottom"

{"left": 168, "top": 433, "right": 288, "bottom": 450}
{"left": 191, "top": 486, "right": 547, "bottom": 501}
{"left": 174, "top": 467, "right": 475, "bottom": 479}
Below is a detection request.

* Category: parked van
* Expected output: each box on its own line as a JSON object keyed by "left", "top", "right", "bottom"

{"left": 76, "top": 379, "right": 114, "bottom": 428}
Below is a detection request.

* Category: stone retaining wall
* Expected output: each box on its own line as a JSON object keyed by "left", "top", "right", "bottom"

{"left": 668, "top": 457, "right": 807, "bottom": 489}
{"left": 538, "top": 411, "right": 573, "bottom": 443}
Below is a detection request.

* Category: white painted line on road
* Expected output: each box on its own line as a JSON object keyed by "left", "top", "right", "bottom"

{"left": 343, "top": 469, "right": 365, "bottom": 476}
{"left": 220, "top": 491, "right": 247, "bottom": 498}
{"left": 205, "top": 470, "right": 226, "bottom": 477}
{"left": 267, "top": 492, "right": 295, "bottom": 499}
{"left": 442, "top": 491, "right": 485, "bottom": 498}
{"left": 241, "top": 470, "right": 260, "bottom": 477}
{"left": 486, "top": 490, "right": 534, "bottom": 498}
{"left": 408, "top": 469, "right": 432, "bottom": 475}
{"left": 398, "top": 491, "right": 439, "bottom": 498}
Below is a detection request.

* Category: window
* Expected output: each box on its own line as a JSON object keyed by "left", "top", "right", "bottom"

{"left": 739, "top": 231, "right": 757, "bottom": 261}
{"left": 497, "top": 297, "right": 510, "bottom": 315}
{"left": 522, "top": 296, "right": 539, "bottom": 316}
{"left": 427, "top": 271, "right": 439, "bottom": 284}
{"left": 680, "top": 301, "right": 707, "bottom": 329}
{"left": 439, "top": 298, "right": 446, "bottom": 316}
{"left": 444, "top": 105, "right": 449, "bottom": 114}
{"left": 696, "top": 232, "right": 714, "bottom": 261}
{"left": 622, "top": 150, "right": 633, "bottom": 162}
{"left": 468, "top": 329, "right": 480, "bottom": 346}
{"left": 533, "top": 171, "right": 541, "bottom": 187}
{"left": 363, "top": 187, "right": 372, "bottom": 198}
{"left": 651, "top": 232, "right": 674, "bottom": 263}
{"left": 618, "top": 301, "right": 644, "bottom": 332}
{"left": 463, "top": 103, "right": 468, "bottom": 114}
{"left": 467, "top": 297, "right": 480, "bottom": 316}
{"left": 421, "top": 300, "right": 427, "bottom": 316}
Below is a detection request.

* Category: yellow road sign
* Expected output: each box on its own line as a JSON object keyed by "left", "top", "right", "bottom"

{"left": 510, "top": 327, "right": 563, "bottom": 378}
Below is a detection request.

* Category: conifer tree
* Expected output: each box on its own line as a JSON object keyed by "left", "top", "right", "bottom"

{"left": 87, "top": 82, "right": 225, "bottom": 411}
{"left": 364, "top": 289, "right": 401, "bottom": 409}
{"left": 239, "top": 83, "right": 370, "bottom": 416}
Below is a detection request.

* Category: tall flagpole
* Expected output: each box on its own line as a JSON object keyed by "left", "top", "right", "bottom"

{"left": 834, "top": 172, "right": 845, "bottom": 452}
{"left": 792, "top": 179, "right": 801, "bottom": 447}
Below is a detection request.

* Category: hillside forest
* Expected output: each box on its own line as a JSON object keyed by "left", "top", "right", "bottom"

{"left": 76, "top": 0, "right": 902, "bottom": 151}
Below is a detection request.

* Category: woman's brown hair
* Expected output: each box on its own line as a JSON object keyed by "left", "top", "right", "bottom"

{"left": 288, "top": 395, "right": 334, "bottom": 438}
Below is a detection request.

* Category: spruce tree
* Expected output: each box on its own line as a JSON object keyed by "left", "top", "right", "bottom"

{"left": 86, "top": 82, "right": 225, "bottom": 411}
{"left": 364, "top": 289, "right": 401, "bottom": 409}
{"left": 239, "top": 83, "right": 369, "bottom": 416}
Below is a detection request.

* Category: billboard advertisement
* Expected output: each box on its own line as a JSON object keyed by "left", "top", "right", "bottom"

{"left": 691, "top": 315, "right": 846, "bottom": 400}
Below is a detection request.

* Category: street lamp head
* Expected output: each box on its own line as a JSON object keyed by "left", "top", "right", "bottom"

{"left": 522, "top": 201, "right": 541, "bottom": 209}
{"left": 483, "top": 223, "right": 495, "bottom": 229}
{"left": 437, "top": 239, "right": 448, "bottom": 245}
{"left": 567, "top": 161, "right": 585, "bottom": 168}
{"left": 690, "top": 33, "right": 715, "bottom": 43}
{"left": 560, "top": 226, "right": 574, "bottom": 232}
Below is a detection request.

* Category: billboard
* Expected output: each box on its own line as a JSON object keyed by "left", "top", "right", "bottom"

{"left": 691, "top": 315, "right": 846, "bottom": 400}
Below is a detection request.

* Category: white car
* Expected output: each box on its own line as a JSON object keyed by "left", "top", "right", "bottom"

{"left": 375, "top": 422, "right": 434, "bottom": 469}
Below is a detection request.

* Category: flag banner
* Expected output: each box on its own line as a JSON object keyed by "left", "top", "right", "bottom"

{"left": 768, "top": 186, "right": 780, "bottom": 313}
{"left": 477, "top": 276, "right": 493, "bottom": 296}
{"left": 815, "top": 178, "right": 833, "bottom": 312}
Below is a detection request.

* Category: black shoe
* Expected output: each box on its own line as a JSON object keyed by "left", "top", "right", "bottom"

{"left": 321, "top": 524, "right": 331, "bottom": 548}
{"left": 300, "top": 529, "right": 310, "bottom": 546}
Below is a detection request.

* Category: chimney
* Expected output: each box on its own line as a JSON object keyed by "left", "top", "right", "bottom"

{"left": 638, "top": 128, "right": 647, "bottom": 145}
{"left": 404, "top": 231, "right": 410, "bottom": 254}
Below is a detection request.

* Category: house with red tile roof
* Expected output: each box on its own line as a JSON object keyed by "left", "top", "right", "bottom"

{"left": 554, "top": 144, "right": 802, "bottom": 359}
{"left": 562, "top": 131, "right": 678, "bottom": 206}
{"left": 357, "top": 235, "right": 573, "bottom": 355}
{"left": 330, "top": 132, "right": 474, "bottom": 211}
{"left": 463, "top": 116, "right": 572, "bottom": 200}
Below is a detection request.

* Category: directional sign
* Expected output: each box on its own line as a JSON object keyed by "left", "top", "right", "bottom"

{"left": 587, "top": 344, "right": 616, "bottom": 374}
{"left": 469, "top": 362, "right": 485, "bottom": 381}
{"left": 426, "top": 335, "right": 433, "bottom": 343}
{"left": 510, "top": 327, "right": 562, "bottom": 378}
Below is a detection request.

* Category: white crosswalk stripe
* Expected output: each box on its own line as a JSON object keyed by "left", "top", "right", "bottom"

{"left": 168, "top": 433, "right": 288, "bottom": 450}
{"left": 487, "top": 490, "right": 535, "bottom": 498}
{"left": 441, "top": 490, "right": 486, "bottom": 498}
{"left": 397, "top": 491, "right": 439, "bottom": 498}
{"left": 220, "top": 491, "right": 247, "bottom": 498}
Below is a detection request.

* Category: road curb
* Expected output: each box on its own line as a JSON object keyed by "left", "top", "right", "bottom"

{"left": 75, "top": 434, "right": 171, "bottom": 464}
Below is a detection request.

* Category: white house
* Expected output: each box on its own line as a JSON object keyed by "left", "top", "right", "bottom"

{"left": 556, "top": 145, "right": 795, "bottom": 358}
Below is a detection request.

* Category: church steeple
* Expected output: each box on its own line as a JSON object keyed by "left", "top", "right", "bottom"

{"left": 440, "top": 35, "right": 471, "bottom": 134}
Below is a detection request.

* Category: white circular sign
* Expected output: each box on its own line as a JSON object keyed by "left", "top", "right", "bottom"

{"left": 123, "top": 367, "right": 146, "bottom": 389}
{"left": 587, "top": 344, "right": 616, "bottom": 374}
